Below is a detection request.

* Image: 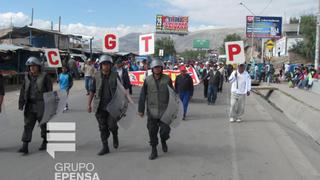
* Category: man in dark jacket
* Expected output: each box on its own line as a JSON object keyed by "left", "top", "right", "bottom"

{"left": 138, "top": 59, "right": 173, "bottom": 160}
{"left": 202, "top": 62, "right": 210, "bottom": 98}
{"left": 18, "top": 56, "right": 53, "bottom": 155}
{"left": 114, "top": 58, "right": 131, "bottom": 93}
{"left": 206, "top": 64, "right": 221, "bottom": 105}
{"left": 175, "top": 65, "right": 194, "bottom": 120}
{"left": 88, "top": 55, "right": 120, "bottom": 156}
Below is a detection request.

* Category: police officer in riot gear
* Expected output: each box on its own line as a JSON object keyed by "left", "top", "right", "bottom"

{"left": 18, "top": 56, "right": 53, "bottom": 155}
{"left": 88, "top": 54, "right": 119, "bottom": 156}
{"left": 138, "top": 59, "right": 173, "bottom": 160}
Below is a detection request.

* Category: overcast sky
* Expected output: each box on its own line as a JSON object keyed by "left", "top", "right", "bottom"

{"left": 0, "top": 0, "right": 317, "bottom": 39}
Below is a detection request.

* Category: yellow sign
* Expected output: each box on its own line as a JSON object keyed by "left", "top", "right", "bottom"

{"left": 266, "top": 40, "right": 274, "bottom": 50}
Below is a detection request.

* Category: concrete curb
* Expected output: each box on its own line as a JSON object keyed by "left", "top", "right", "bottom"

{"left": 311, "top": 80, "right": 320, "bottom": 95}
{"left": 253, "top": 88, "right": 320, "bottom": 144}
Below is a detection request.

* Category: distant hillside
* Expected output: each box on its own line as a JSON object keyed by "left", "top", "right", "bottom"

{"left": 93, "top": 27, "right": 246, "bottom": 53}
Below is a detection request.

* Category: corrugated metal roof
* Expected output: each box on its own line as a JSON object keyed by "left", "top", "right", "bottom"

{"left": 0, "top": 26, "right": 85, "bottom": 39}
{"left": 0, "top": 44, "right": 23, "bottom": 51}
{"left": 115, "top": 52, "right": 131, "bottom": 56}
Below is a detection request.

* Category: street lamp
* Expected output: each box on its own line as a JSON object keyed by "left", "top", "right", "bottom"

{"left": 239, "top": 2, "right": 256, "bottom": 62}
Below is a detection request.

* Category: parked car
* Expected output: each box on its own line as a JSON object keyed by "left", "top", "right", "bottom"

{"left": 70, "top": 54, "right": 87, "bottom": 77}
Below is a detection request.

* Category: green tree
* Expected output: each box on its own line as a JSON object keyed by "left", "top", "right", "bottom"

{"left": 154, "top": 37, "right": 176, "bottom": 58}
{"left": 219, "top": 33, "right": 242, "bottom": 54}
{"left": 179, "top": 50, "right": 207, "bottom": 61}
{"left": 290, "top": 15, "right": 316, "bottom": 59}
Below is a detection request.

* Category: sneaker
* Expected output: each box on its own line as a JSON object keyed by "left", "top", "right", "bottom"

{"left": 236, "top": 118, "right": 242, "bottom": 123}
{"left": 230, "top": 118, "right": 235, "bottom": 123}
{"left": 63, "top": 107, "right": 68, "bottom": 112}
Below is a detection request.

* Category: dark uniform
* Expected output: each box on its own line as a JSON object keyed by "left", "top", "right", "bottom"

{"left": 138, "top": 73, "right": 173, "bottom": 159}
{"left": 19, "top": 72, "right": 52, "bottom": 149}
{"left": 91, "top": 71, "right": 119, "bottom": 152}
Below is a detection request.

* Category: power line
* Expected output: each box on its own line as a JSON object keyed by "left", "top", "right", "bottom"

{"left": 259, "top": 0, "right": 273, "bottom": 15}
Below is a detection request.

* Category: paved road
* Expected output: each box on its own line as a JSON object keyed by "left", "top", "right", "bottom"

{"left": 1, "top": 80, "right": 320, "bottom": 180}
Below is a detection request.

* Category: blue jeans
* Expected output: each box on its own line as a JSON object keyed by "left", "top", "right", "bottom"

{"left": 298, "top": 79, "right": 307, "bottom": 89}
{"left": 207, "top": 85, "right": 218, "bottom": 104}
{"left": 179, "top": 91, "right": 191, "bottom": 117}
{"left": 85, "top": 76, "right": 93, "bottom": 93}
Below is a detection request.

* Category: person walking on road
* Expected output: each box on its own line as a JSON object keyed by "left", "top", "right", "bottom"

{"left": 138, "top": 59, "right": 173, "bottom": 160}
{"left": 175, "top": 65, "right": 194, "bottom": 120}
{"left": 82, "top": 59, "right": 96, "bottom": 95}
{"left": 202, "top": 62, "right": 210, "bottom": 98}
{"left": 205, "top": 64, "right": 221, "bottom": 105}
{"left": 88, "top": 55, "right": 120, "bottom": 156}
{"left": 228, "top": 64, "right": 251, "bottom": 123}
{"left": 218, "top": 62, "right": 225, "bottom": 93}
{"left": 18, "top": 57, "right": 53, "bottom": 155}
{"left": 114, "top": 58, "right": 131, "bottom": 94}
{"left": 58, "top": 64, "right": 73, "bottom": 112}
{"left": 68, "top": 56, "right": 80, "bottom": 80}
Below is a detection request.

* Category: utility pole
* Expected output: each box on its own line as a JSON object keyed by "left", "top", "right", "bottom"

{"left": 315, "top": 0, "right": 320, "bottom": 72}
{"left": 90, "top": 37, "right": 94, "bottom": 60}
{"left": 58, "top": 16, "right": 61, "bottom": 49}
{"left": 240, "top": 2, "right": 255, "bottom": 62}
{"left": 29, "top": 8, "right": 34, "bottom": 26}
{"left": 58, "top": 16, "right": 61, "bottom": 32}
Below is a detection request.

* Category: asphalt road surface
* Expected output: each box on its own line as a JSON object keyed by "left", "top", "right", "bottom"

{"left": 1, "top": 80, "right": 320, "bottom": 180}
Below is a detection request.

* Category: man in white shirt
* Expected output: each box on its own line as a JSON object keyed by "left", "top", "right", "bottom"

{"left": 254, "top": 64, "right": 259, "bottom": 80}
{"left": 82, "top": 59, "right": 96, "bottom": 95}
{"left": 285, "top": 63, "right": 290, "bottom": 74}
{"left": 228, "top": 64, "right": 251, "bottom": 123}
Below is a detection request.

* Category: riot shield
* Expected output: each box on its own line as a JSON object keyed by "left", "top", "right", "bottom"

{"left": 40, "top": 90, "right": 68, "bottom": 125}
{"left": 160, "top": 85, "right": 183, "bottom": 128}
{"left": 0, "top": 105, "right": 10, "bottom": 133}
{"left": 106, "top": 79, "right": 135, "bottom": 129}
{"left": 118, "top": 102, "right": 136, "bottom": 130}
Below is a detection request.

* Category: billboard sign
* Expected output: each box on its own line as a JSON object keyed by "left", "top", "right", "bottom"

{"left": 193, "top": 39, "right": 210, "bottom": 49}
{"left": 246, "top": 16, "right": 282, "bottom": 38}
{"left": 156, "top": 15, "right": 188, "bottom": 35}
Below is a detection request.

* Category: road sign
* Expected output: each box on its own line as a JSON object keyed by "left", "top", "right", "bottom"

{"left": 159, "top": 49, "right": 164, "bottom": 57}
{"left": 139, "top": 33, "right": 155, "bottom": 55}
{"left": 193, "top": 39, "right": 210, "bottom": 49}
{"left": 266, "top": 40, "right": 275, "bottom": 50}
{"left": 103, "top": 33, "right": 119, "bottom": 53}
{"left": 225, "top": 41, "right": 245, "bottom": 64}
{"left": 45, "top": 49, "right": 62, "bottom": 68}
